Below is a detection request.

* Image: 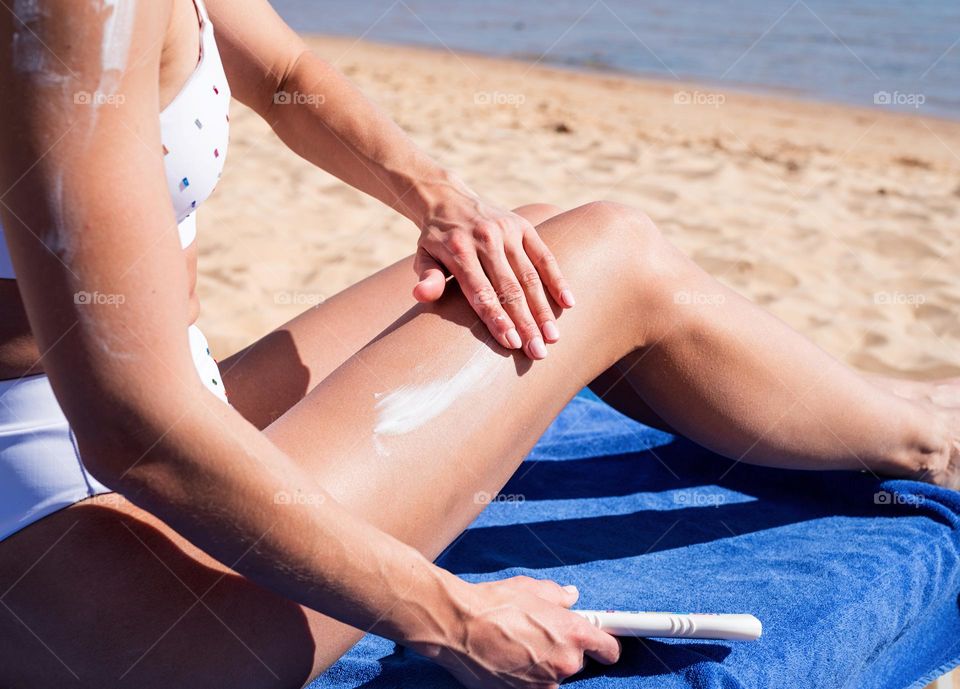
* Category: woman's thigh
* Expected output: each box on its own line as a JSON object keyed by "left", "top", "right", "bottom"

{"left": 0, "top": 202, "right": 658, "bottom": 688}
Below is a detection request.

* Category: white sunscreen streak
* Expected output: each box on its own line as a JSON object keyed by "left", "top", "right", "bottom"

{"left": 11, "top": 0, "right": 136, "bottom": 106}
{"left": 95, "top": 0, "right": 135, "bottom": 101}
{"left": 11, "top": 0, "right": 135, "bottom": 264}
{"left": 373, "top": 352, "right": 497, "bottom": 439}
{"left": 3, "top": 0, "right": 137, "bottom": 296}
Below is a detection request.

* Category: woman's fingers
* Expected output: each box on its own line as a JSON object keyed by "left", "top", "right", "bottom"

{"left": 417, "top": 212, "right": 573, "bottom": 359}
{"left": 477, "top": 243, "right": 547, "bottom": 359}
{"left": 501, "top": 577, "right": 620, "bottom": 668}
{"left": 505, "top": 237, "right": 561, "bottom": 345}
{"left": 579, "top": 623, "right": 622, "bottom": 666}
{"left": 523, "top": 228, "right": 575, "bottom": 308}
{"left": 412, "top": 248, "right": 448, "bottom": 302}
{"left": 445, "top": 249, "right": 522, "bottom": 350}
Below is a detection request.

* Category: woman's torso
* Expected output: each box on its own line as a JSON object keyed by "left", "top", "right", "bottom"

{"left": 0, "top": 0, "right": 228, "bottom": 379}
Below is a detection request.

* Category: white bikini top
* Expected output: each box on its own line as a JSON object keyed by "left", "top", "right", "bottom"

{"left": 0, "top": 0, "right": 231, "bottom": 279}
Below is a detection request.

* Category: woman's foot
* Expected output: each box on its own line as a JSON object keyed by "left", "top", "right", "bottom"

{"left": 921, "top": 412, "right": 960, "bottom": 490}
{"left": 925, "top": 405, "right": 960, "bottom": 490}
{"left": 875, "top": 375, "right": 960, "bottom": 489}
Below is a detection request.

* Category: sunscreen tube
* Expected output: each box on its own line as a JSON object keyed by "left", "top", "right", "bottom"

{"left": 573, "top": 610, "right": 762, "bottom": 640}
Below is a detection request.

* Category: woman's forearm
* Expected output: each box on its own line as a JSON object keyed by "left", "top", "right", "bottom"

{"left": 76, "top": 384, "right": 465, "bottom": 648}
{"left": 268, "top": 51, "right": 473, "bottom": 225}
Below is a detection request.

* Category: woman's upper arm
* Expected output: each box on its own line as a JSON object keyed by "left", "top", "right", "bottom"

{"left": 0, "top": 0, "right": 203, "bottom": 449}
{"left": 202, "top": 0, "right": 310, "bottom": 116}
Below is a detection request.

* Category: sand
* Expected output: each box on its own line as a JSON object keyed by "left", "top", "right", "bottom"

{"left": 198, "top": 36, "right": 960, "bottom": 379}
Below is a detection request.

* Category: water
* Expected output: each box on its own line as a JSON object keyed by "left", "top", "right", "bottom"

{"left": 270, "top": 0, "right": 960, "bottom": 119}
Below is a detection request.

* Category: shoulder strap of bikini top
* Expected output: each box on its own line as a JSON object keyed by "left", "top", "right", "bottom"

{"left": 191, "top": 0, "right": 211, "bottom": 26}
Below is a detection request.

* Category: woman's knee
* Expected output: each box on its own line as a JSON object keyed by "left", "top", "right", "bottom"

{"left": 512, "top": 203, "right": 565, "bottom": 226}
{"left": 558, "top": 201, "right": 695, "bottom": 346}
{"left": 565, "top": 201, "right": 674, "bottom": 280}
{"left": 579, "top": 200, "right": 659, "bottom": 241}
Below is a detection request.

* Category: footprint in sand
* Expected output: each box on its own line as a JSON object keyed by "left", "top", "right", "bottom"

{"left": 634, "top": 184, "right": 678, "bottom": 204}
{"left": 915, "top": 303, "right": 960, "bottom": 338}
{"left": 867, "top": 231, "right": 942, "bottom": 261}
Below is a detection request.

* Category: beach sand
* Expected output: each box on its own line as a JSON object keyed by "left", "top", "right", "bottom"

{"left": 198, "top": 36, "right": 960, "bottom": 380}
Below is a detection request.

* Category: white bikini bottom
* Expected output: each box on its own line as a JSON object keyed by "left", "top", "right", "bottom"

{"left": 0, "top": 325, "right": 228, "bottom": 541}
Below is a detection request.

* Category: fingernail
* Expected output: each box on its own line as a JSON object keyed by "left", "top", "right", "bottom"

{"left": 561, "top": 289, "right": 576, "bottom": 307}
{"left": 542, "top": 320, "right": 560, "bottom": 342}
{"left": 505, "top": 328, "right": 522, "bottom": 349}
{"left": 563, "top": 585, "right": 579, "bottom": 597}
{"left": 529, "top": 337, "right": 548, "bottom": 359}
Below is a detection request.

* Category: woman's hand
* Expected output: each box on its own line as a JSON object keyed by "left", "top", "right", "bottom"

{"left": 413, "top": 189, "right": 575, "bottom": 360}
{"left": 413, "top": 575, "right": 621, "bottom": 688}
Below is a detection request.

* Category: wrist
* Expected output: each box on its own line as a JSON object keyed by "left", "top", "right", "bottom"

{"left": 378, "top": 559, "right": 474, "bottom": 658}
{"left": 403, "top": 168, "right": 478, "bottom": 228}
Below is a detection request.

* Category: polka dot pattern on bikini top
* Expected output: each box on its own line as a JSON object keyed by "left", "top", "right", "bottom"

{"left": 159, "top": 0, "right": 231, "bottom": 250}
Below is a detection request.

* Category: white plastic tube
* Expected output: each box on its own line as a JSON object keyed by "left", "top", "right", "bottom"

{"left": 574, "top": 610, "right": 762, "bottom": 640}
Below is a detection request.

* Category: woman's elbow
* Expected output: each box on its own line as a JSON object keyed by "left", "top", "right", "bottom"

{"left": 66, "top": 391, "right": 190, "bottom": 490}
